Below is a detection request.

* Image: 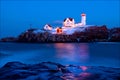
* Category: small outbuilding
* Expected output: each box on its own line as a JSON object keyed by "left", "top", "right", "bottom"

{"left": 44, "top": 24, "right": 53, "bottom": 30}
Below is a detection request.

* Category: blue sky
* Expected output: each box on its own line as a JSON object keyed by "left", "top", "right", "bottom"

{"left": 0, "top": 0, "right": 120, "bottom": 38}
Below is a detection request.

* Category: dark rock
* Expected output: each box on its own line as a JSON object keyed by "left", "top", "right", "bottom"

{"left": 1, "top": 26, "right": 120, "bottom": 43}
{"left": 109, "top": 27, "right": 120, "bottom": 42}
{"left": 0, "top": 37, "right": 17, "bottom": 42}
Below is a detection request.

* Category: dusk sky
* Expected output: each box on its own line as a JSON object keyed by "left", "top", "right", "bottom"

{"left": 0, "top": 0, "right": 120, "bottom": 38}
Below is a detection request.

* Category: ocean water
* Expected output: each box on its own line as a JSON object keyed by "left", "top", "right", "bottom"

{"left": 0, "top": 42, "right": 120, "bottom": 68}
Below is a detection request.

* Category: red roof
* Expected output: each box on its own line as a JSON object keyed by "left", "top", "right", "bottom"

{"left": 81, "top": 13, "right": 86, "bottom": 16}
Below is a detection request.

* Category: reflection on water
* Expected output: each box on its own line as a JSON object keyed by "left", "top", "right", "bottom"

{"left": 54, "top": 43, "right": 89, "bottom": 63}
{"left": 0, "top": 42, "right": 120, "bottom": 68}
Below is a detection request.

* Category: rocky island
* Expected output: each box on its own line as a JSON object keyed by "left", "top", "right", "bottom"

{"left": 0, "top": 25, "right": 120, "bottom": 43}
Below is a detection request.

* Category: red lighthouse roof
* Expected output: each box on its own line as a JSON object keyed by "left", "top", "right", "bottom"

{"left": 81, "top": 13, "right": 86, "bottom": 16}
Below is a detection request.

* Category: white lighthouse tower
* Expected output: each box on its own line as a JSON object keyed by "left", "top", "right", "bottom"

{"left": 81, "top": 13, "right": 86, "bottom": 26}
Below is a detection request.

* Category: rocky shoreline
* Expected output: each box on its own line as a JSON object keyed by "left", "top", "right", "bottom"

{"left": 0, "top": 61, "right": 120, "bottom": 80}
{"left": 0, "top": 26, "right": 120, "bottom": 43}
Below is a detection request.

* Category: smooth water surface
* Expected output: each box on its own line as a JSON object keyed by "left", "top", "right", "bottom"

{"left": 0, "top": 42, "right": 120, "bottom": 68}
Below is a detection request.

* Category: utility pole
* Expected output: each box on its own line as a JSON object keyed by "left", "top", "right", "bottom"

{"left": 30, "top": 24, "right": 32, "bottom": 29}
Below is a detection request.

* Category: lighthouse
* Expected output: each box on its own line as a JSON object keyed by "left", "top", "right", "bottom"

{"left": 81, "top": 13, "right": 86, "bottom": 26}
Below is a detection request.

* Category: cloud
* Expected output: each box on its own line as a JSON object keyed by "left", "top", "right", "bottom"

{"left": 52, "top": 20, "right": 63, "bottom": 24}
{"left": 49, "top": 20, "right": 63, "bottom": 27}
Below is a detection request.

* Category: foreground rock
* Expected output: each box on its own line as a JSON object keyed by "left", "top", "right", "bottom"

{"left": 0, "top": 62, "right": 120, "bottom": 80}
